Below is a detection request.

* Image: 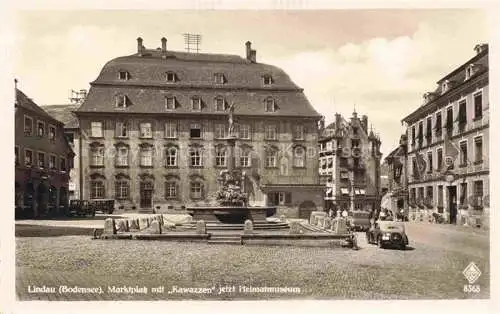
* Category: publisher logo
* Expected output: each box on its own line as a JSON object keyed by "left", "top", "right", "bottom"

{"left": 463, "top": 262, "right": 481, "bottom": 284}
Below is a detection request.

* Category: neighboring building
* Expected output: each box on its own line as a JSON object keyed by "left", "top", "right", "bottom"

{"left": 382, "top": 134, "right": 409, "bottom": 216}
{"left": 402, "top": 44, "right": 489, "bottom": 227}
{"left": 318, "top": 111, "right": 382, "bottom": 213}
{"left": 15, "top": 87, "right": 74, "bottom": 218}
{"left": 380, "top": 162, "right": 390, "bottom": 196}
{"left": 74, "top": 37, "right": 324, "bottom": 218}
{"left": 43, "top": 103, "right": 82, "bottom": 200}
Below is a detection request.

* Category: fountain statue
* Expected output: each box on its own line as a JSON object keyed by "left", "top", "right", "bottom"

{"left": 186, "top": 101, "right": 276, "bottom": 224}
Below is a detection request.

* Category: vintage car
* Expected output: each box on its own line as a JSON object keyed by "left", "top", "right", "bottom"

{"left": 68, "top": 200, "right": 95, "bottom": 217}
{"left": 347, "top": 210, "right": 372, "bottom": 231}
{"left": 366, "top": 220, "right": 409, "bottom": 249}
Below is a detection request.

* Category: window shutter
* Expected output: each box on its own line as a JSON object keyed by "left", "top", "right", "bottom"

{"left": 285, "top": 192, "right": 292, "bottom": 205}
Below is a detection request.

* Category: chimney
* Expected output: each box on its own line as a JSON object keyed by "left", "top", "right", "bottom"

{"left": 474, "top": 43, "right": 488, "bottom": 55}
{"left": 161, "top": 37, "right": 167, "bottom": 53}
{"left": 361, "top": 115, "right": 368, "bottom": 133}
{"left": 137, "top": 37, "right": 144, "bottom": 56}
{"left": 245, "top": 41, "right": 252, "bottom": 60}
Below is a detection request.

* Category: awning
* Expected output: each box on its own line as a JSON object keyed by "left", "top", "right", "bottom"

{"left": 341, "top": 188, "right": 349, "bottom": 195}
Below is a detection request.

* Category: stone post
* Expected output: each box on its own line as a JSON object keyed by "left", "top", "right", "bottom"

{"left": 324, "top": 217, "right": 332, "bottom": 229}
{"left": 196, "top": 220, "right": 206, "bottom": 234}
{"left": 280, "top": 215, "right": 287, "bottom": 223}
{"left": 103, "top": 218, "right": 116, "bottom": 235}
{"left": 243, "top": 219, "right": 254, "bottom": 234}
{"left": 148, "top": 220, "right": 162, "bottom": 234}
{"left": 289, "top": 221, "right": 301, "bottom": 234}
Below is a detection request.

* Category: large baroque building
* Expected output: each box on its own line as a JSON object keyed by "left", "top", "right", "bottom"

{"left": 75, "top": 37, "right": 324, "bottom": 217}
{"left": 15, "top": 86, "right": 74, "bottom": 218}
{"left": 318, "top": 111, "right": 382, "bottom": 213}
{"left": 402, "top": 44, "right": 489, "bottom": 227}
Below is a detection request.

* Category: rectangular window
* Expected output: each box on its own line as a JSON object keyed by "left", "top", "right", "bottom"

{"left": 165, "top": 96, "right": 176, "bottom": 110}
{"left": 437, "top": 185, "right": 444, "bottom": 211}
{"left": 116, "top": 95, "right": 127, "bottom": 108}
{"left": 215, "top": 123, "right": 227, "bottom": 139}
{"left": 118, "top": 71, "right": 129, "bottom": 80}
{"left": 60, "top": 157, "right": 67, "bottom": 171}
{"left": 265, "top": 98, "right": 275, "bottom": 112}
{"left": 65, "top": 132, "right": 74, "bottom": 145}
{"left": 214, "top": 73, "right": 225, "bottom": 84}
{"left": 215, "top": 149, "right": 227, "bottom": 167}
{"left": 427, "top": 152, "right": 433, "bottom": 173}
{"left": 460, "top": 141, "right": 468, "bottom": 166}
{"left": 165, "top": 147, "right": 177, "bottom": 167}
{"left": 165, "top": 122, "right": 177, "bottom": 139}
{"left": 116, "top": 121, "right": 128, "bottom": 138}
{"left": 266, "top": 151, "right": 277, "bottom": 168}
{"left": 166, "top": 72, "right": 176, "bottom": 82}
{"left": 140, "top": 148, "right": 153, "bottom": 167}
{"left": 437, "top": 148, "right": 443, "bottom": 171}
{"left": 435, "top": 112, "right": 442, "bottom": 136}
{"left": 37, "top": 121, "right": 45, "bottom": 137}
{"left": 426, "top": 186, "right": 433, "bottom": 201}
{"left": 25, "top": 149, "right": 33, "bottom": 166}
{"left": 192, "top": 97, "right": 202, "bottom": 111}
{"left": 115, "top": 181, "right": 129, "bottom": 199}
{"left": 190, "top": 123, "right": 202, "bottom": 139}
{"left": 239, "top": 124, "right": 250, "bottom": 139}
{"left": 49, "top": 155, "right": 56, "bottom": 169}
{"left": 240, "top": 150, "right": 250, "bottom": 167}
{"left": 90, "top": 181, "right": 105, "bottom": 199}
{"left": 165, "top": 182, "right": 177, "bottom": 198}
{"left": 190, "top": 182, "right": 202, "bottom": 199}
{"left": 351, "top": 139, "right": 360, "bottom": 148}
{"left": 116, "top": 147, "right": 129, "bottom": 166}
{"left": 263, "top": 75, "right": 273, "bottom": 85}
{"left": 190, "top": 149, "right": 202, "bottom": 167}
{"left": 215, "top": 98, "right": 225, "bottom": 111}
{"left": 417, "top": 122, "right": 423, "bottom": 145}
{"left": 293, "top": 125, "right": 304, "bottom": 140}
{"left": 265, "top": 124, "right": 277, "bottom": 140}
{"left": 37, "top": 152, "right": 45, "bottom": 168}
{"left": 474, "top": 136, "right": 483, "bottom": 163}
{"left": 139, "top": 122, "right": 152, "bottom": 138}
{"left": 426, "top": 117, "right": 432, "bottom": 140}
{"left": 49, "top": 126, "right": 56, "bottom": 141}
{"left": 474, "top": 93, "right": 483, "bottom": 119}
{"left": 91, "top": 122, "right": 103, "bottom": 138}
{"left": 24, "top": 116, "right": 33, "bottom": 136}
{"left": 91, "top": 147, "right": 104, "bottom": 167}
{"left": 473, "top": 180, "right": 484, "bottom": 208}
{"left": 278, "top": 192, "right": 286, "bottom": 205}
{"left": 458, "top": 100, "right": 467, "bottom": 125}
{"left": 411, "top": 126, "right": 416, "bottom": 145}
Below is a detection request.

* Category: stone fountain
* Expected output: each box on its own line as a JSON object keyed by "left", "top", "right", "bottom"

{"left": 186, "top": 102, "right": 276, "bottom": 224}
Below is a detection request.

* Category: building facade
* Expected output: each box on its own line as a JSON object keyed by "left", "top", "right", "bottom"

{"left": 402, "top": 44, "right": 489, "bottom": 227}
{"left": 319, "top": 111, "right": 382, "bottom": 213}
{"left": 382, "top": 134, "right": 409, "bottom": 216}
{"left": 43, "top": 102, "right": 82, "bottom": 201}
{"left": 15, "top": 87, "right": 74, "bottom": 218}
{"left": 75, "top": 37, "right": 324, "bottom": 217}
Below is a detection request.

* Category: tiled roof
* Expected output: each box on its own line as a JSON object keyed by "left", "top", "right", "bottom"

{"left": 42, "top": 104, "right": 80, "bottom": 129}
{"left": 77, "top": 49, "right": 321, "bottom": 118}
{"left": 15, "top": 88, "right": 62, "bottom": 125}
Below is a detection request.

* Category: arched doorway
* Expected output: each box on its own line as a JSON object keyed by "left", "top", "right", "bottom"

{"left": 37, "top": 182, "right": 48, "bottom": 217}
{"left": 24, "top": 182, "right": 35, "bottom": 218}
{"left": 140, "top": 181, "right": 153, "bottom": 209}
{"left": 298, "top": 200, "right": 317, "bottom": 219}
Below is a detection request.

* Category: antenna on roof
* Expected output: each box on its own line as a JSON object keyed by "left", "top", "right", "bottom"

{"left": 183, "top": 33, "right": 202, "bottom": 53}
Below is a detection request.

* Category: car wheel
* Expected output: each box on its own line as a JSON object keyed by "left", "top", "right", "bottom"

{"left": 377, "top": 237, "right": 384, "bottom": 249}
{"left": 400, "top": 243, "right": 406, "bottom": 250}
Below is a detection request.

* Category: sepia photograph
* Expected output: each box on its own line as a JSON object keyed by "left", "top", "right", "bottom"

{"left": 7, "top": 5, "right": 492, "bottom": 307}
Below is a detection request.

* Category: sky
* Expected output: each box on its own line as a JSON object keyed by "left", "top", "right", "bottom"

{"left": 11, "top": 9, "right": 489, "bottom": 157}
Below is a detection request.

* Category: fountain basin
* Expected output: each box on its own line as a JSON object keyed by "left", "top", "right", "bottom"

{"left": 186, "top": 206, "right": 277, "bottom": 224}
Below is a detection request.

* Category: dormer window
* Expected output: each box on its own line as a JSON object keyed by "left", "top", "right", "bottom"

{"left": 215, "top": 96, "right": 226, "bottom": 111}
{"left": 265, "top": 97, "right": 276, "bottom": 112}
{"left": 115, "top": 95, "right": 129, "bottom": 108}
{"left": 165, "top": 96, "right": 176, "bottom": 110}
{"left": 214, "top": 73, "right": 226, "bottom": 84}
{"left": 192, "top": 97, "right": 202, "bottom": 111}
{"left": 441, "top": 80, "right": 453, "bottom": 95}
{"left": 263, "top": 75, "right": 273, "bottom": 85}
{"left": 166, "top": 72, "right": 177, "bottom": 83}
{"left": 118, "top": 71, "right": 130, "bottom": 80}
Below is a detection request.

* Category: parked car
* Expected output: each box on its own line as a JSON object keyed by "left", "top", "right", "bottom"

{"left": 348, "top": 211, "right": 371, "bottom": 231}
{"left": 366, "top": 220, "right": 409, "bottom": 249}
{"left": 68, "top": 200, "right": 95, "bottom": 217}
{"left": 89, "top": 199, "right": 115, "bottom": 214}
